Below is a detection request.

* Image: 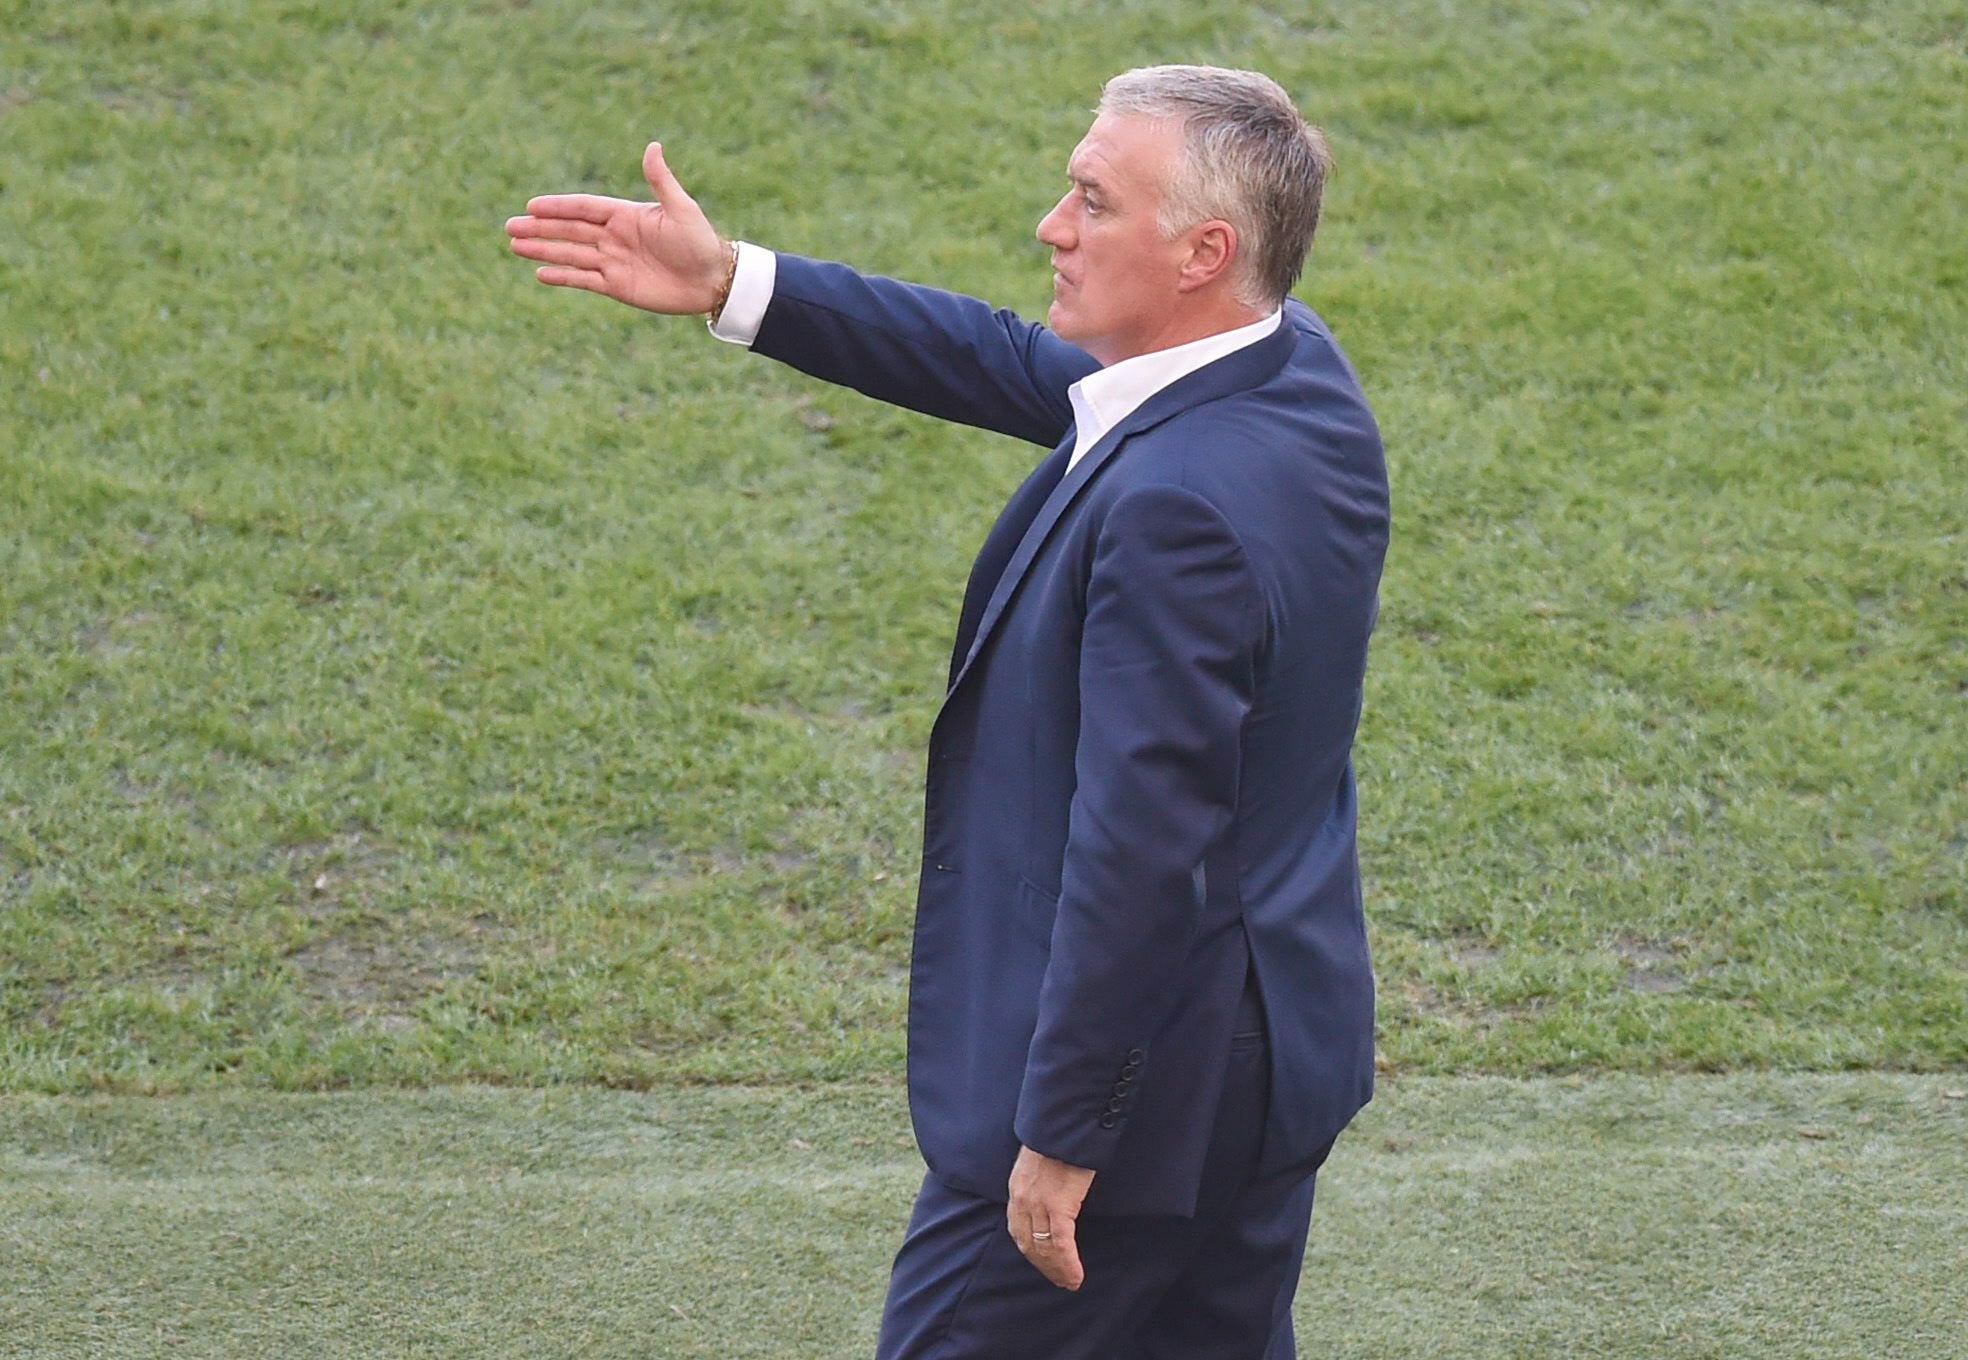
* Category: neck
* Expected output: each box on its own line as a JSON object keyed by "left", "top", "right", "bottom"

{"left": 1093, "top": 295, "right": 1272, "bottom": 366}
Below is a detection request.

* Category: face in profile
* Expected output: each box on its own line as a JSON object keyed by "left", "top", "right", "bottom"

{"left": 1034, "top": 112, "right": 1194, "bottom": 365}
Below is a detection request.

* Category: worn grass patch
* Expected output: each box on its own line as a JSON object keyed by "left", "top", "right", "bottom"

{"left": 2, "top": 1076, "right": 1963, "bottom": 1358}
{"left": 2, "top": 0, "right": 1964, "bottom": 1091}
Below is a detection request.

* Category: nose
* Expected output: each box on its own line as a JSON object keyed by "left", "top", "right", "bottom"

{"left": 1035, "top": 192, "right": 1074, "bottom": 250}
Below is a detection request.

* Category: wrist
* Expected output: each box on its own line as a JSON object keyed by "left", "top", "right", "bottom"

{"left": 706, "top": 238, "right": 740, "bottom": 322}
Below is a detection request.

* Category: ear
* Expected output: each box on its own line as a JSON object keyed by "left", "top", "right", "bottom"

{"left": 1174, "top": 219, "right": 1238, "bottom": 294}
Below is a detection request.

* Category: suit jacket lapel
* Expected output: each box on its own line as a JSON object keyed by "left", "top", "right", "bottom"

{"left": 941, "top": 319, "right": 1298, "bottom": 704}
{"left": 945, "top": 433, "right": 1074, "bottom": 688}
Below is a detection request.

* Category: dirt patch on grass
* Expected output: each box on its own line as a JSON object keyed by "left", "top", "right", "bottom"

{"left": 33, "top": 982, "right": 70, "bottom": 1027}
{"left": 595, "top": 826, "right": 687, "bottom": 897}
{"left": 269, "top": 831, "right": 401, "bottom": 919}
{"left": 705, "top": 840, "right": 816, "bottom": 877}
{"left": 286, "top": 930, "right": 484, "bottom": 1022}
{"left": 1398, "top": 978, "right": 1533, "bottom": 1031}
{"left": 1401, "top": 979, "right": 1452, "bottom": 1014}
{"left": 1614, "top": 933, "right": 1692, "bottom": 993}
{"left": 1443, "top": 932, "right": 1502, "bottom": 970}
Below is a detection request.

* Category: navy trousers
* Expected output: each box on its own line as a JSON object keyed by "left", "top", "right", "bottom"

{"left": 875, "top": 978, "right": 1332, "bottom": 1360}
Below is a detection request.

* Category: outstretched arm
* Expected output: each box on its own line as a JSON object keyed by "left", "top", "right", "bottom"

{"left": 746, "top": 253, "right": 1092, "bottom": 448}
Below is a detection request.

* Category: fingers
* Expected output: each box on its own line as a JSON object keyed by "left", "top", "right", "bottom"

{"left": 1046, "top": 1215, "right": 1084, "bottom": 1291}
{"left": 509, "top": 236, "right": 603, "bottom": 270}
{"left": 505, "top": 215, "right": 605, "bottom": 244}
{"left": 1006, "top": 1204, "right": 1084, "bottom": 1291}
{"left": 508, "top": 217, "right": 608, "bottom": 294}
{"left": 532, "top": 265, "right": 608, "bottom": 294}
{"left": 524, "top": 193, "right": 622, "bottom": 225}
{"left": 642, "top": 141, "right": 696, "bottom": 211}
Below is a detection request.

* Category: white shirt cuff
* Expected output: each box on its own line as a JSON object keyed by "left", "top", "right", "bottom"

{"left": 706, "top": 243, "right": 776, "bottom": 347}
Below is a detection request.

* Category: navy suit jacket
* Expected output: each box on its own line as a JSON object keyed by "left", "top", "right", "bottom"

{"left": 751, "top": 254, "right": 1389, "bottom": 1217}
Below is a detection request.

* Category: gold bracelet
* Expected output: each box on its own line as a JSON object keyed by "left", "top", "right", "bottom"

{"left": 707, "top": 239, "right": 740, "bottom": 323}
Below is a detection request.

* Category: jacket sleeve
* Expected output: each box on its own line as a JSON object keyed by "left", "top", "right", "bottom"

{"left": 1013, "top": 483, "right": 1262, "bottom": 1171}
{"left": 750, "top": 254, "right": 1096, "bottom": 448}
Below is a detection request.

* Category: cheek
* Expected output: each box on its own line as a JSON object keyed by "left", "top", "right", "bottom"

{"left": 1080, "top": 223, "right": 1124, "bottom": 282}
{"left": 1127, "top": 222, "right": 1171, "bottom": 277}
{"left": 1090, "top": 220, "right": 1161, "bottom": 285}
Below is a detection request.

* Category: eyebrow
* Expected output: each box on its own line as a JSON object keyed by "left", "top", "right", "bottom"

{"left": 1068, "top": 169, "right": 1109, "bottom": 199}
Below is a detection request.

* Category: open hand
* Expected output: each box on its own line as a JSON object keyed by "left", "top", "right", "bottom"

{"left": 505, "top": 143, "right": 730, "bottom": 314}
{"left": 1007, "top": 1144, "right": 1096, "bottom": 1290}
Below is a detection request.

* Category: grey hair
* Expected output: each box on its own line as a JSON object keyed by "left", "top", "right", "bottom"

{"left": 1098, "top": 65, "right": 1333, "bottom": 308}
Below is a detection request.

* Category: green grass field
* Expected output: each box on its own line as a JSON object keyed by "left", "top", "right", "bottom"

{"left": 2, "top": 0, "right": 1964, "bottom": 1353}
{"left": 4, "top": 0, "right": 1961, "bottom": 1093}
{"left": 4, "top": 1077, "right": 1964, "bottom": 1358}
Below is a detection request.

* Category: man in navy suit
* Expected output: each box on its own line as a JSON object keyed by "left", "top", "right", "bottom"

{"left": 508, "top": 64, "right": 1388, "bottom": 1360}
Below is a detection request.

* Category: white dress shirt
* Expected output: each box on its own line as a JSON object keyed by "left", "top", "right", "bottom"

{"left": 709, "top": 242, "right": 1284, "bottom": 468}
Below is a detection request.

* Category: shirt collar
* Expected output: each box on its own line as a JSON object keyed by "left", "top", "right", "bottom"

{"left": 1067, "top": 308, "right": 1284, "bottom": 464}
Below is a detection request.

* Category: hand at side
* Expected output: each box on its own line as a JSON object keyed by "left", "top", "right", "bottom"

{"left": 1007, "top": 1144, "right": 1097, "bottom": 1290}
{"left": 505, "top": 142, "right": 731, "bottom": 314}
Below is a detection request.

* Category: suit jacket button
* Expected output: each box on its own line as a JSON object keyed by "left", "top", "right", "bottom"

{"left": 1126, "top": 1048, "right": 1146, "bottom": 1064}
{"left": 1099, "top": 1115, "right": 1118, "bottom": 1129}
{"left": 1112, "top": 1081, "right": 1129, "bottom": 1098}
